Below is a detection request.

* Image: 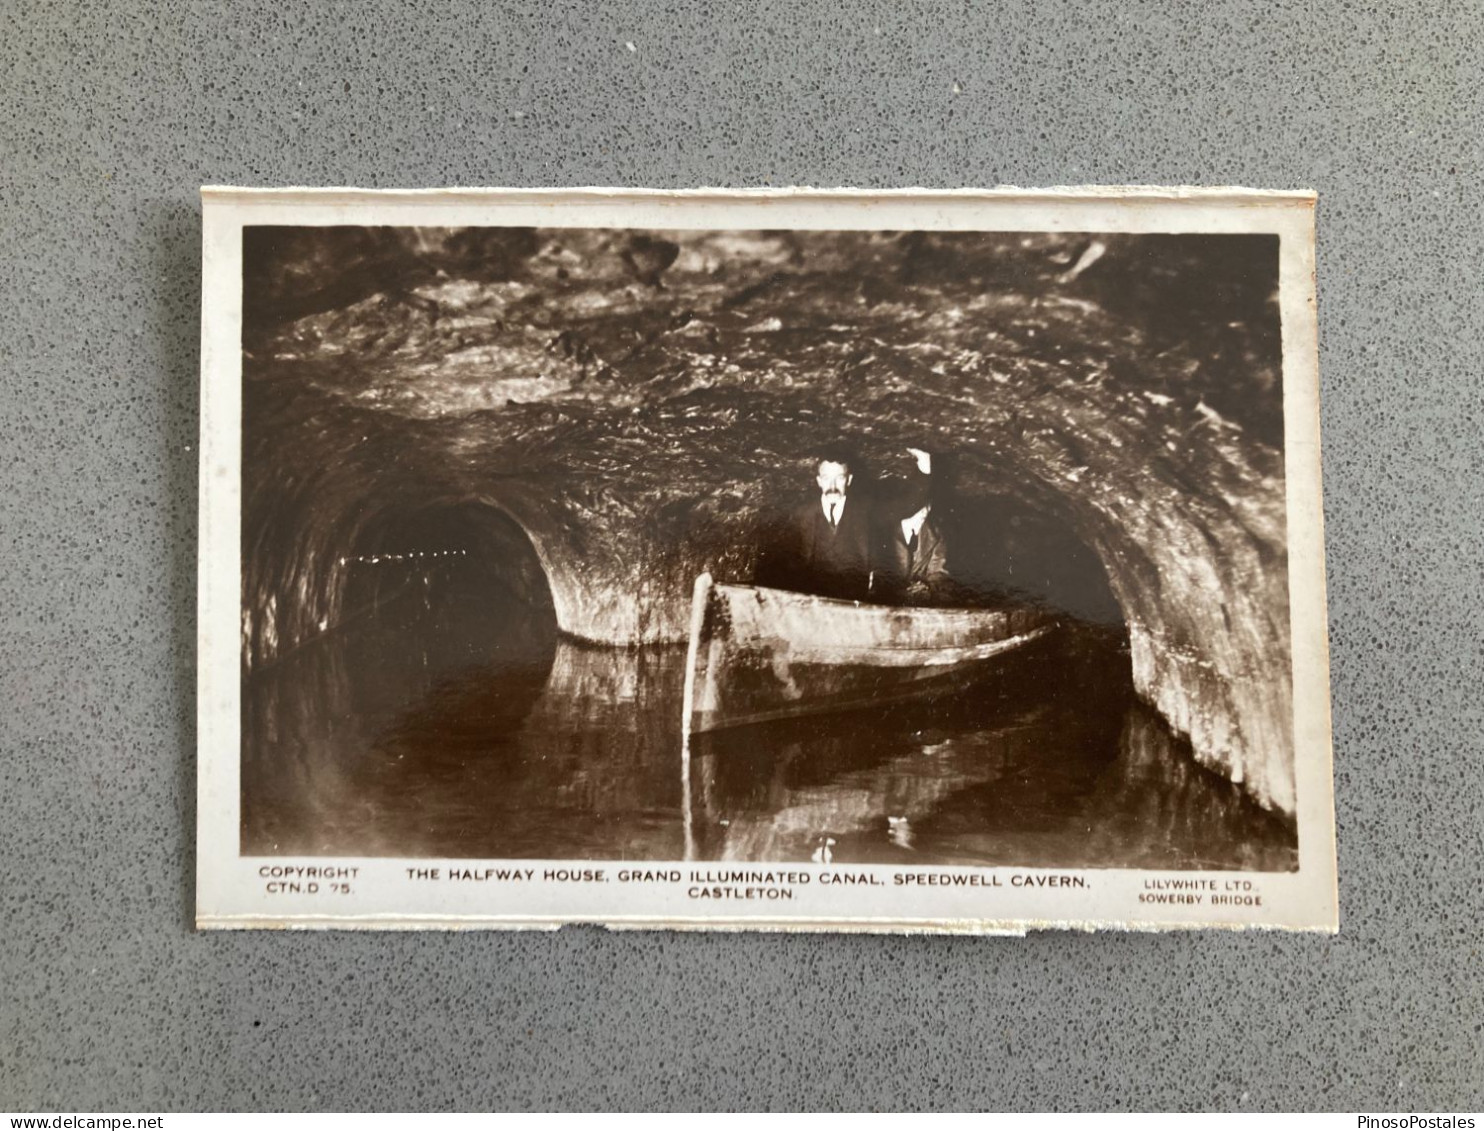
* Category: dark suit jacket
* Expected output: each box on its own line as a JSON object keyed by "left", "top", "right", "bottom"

{"left": 759, "top": 496, "right": 874, "bottom": 600}
{"left": 875, "top": 514, "right": 950, "bottom": 603}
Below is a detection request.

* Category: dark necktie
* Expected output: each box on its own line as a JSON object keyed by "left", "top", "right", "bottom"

{"left": 907, "top": 530, "right": 918, "bottom": 562}
{"left": 828, "top": 504, "right": 838, "bottom": 528}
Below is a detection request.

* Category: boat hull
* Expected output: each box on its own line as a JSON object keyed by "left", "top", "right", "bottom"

{"left": 682, "top": 574, "right": 1056, "bottom": 734}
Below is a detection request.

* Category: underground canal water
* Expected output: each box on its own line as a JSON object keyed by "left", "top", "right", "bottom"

{"left": 240, "top": 501, "right": 1297, "bottom": 871}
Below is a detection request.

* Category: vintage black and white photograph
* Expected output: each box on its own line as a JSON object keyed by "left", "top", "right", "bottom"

{"left": 197, "top": 188, "right": 1335, "bottom": 931}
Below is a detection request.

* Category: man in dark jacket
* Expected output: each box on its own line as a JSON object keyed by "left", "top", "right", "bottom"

{"left": 874, "top": 499, "right": 950, "bottom": 604}
{"left": 871, "top": 448, "right": 952, "bottom": 604}
{"left": 759, "top": 447, "right": 945, "bottom": 603}
{"left": 758, "top": 453, "right": 875, "bottom": 600}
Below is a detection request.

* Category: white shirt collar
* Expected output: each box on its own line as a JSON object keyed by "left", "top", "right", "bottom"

{"left": 821, "top": 496, "right": 846, "bottom": 523}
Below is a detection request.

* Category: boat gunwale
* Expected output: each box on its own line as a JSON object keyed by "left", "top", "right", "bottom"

{"left": 738, "top": 624, "right": 1057, "bottom": 667}
{"left": 710, "top": 581, "right": 1044, "bottom": 629}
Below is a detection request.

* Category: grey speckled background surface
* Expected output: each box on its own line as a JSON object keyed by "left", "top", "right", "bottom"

{"left": 3, "top": 0, "right": 1481, "bottom": 1113}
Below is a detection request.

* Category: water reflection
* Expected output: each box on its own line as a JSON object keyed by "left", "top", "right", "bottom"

{"left": 687, "top": 645, "right": 1295, "bottom": 871}
{"left": 242, "top": 583, "right": 1296, "bottom": 871}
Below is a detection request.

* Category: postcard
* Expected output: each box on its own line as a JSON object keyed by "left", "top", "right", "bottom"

{"left": 196, "top": 187, "right": 1336, "bottom": 932}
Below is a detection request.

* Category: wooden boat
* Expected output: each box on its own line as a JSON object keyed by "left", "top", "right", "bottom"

{"left": 681, "top": 572, "right": 1057, "bottom": 736}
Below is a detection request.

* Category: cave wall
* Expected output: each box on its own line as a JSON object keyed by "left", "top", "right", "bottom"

{"left": 241, "top": 228, "right": 1295, "bottom": 815}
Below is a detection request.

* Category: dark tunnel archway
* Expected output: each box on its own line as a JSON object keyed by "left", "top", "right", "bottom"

{"left": 935, "top": 494, "right": 1126, "bottom": 631}
{"left": 341, "top": 501, "right": 554, "bottom": 616}
{"left": 240, "top": 498, "right": 562, "bottom": 856}
{"left": 336, "top": 499, "right": 559, "bottom": 672}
